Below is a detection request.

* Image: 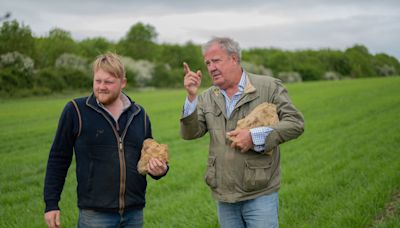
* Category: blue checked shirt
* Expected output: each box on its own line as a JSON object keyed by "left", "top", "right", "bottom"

{"left": 183, "top": 72, "right": 273, "bottom": 152}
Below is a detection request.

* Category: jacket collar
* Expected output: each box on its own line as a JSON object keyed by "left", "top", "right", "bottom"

{"left": 211, "top": 73, "right": 259, "bottom": 117}
{"left": 236, "top": 73, "right": 258, "bottom": 107}
{"left": 85, "top": 92, "right": 140, "bottom": 115}
{"left": 211, "top": 72, "right": 256, "bottom": 96}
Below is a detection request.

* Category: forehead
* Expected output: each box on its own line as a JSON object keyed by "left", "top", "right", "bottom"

{"left": 94, "top": 69, "right": 117, "bottom": 79}
{"left": 204, "top": 43, "right": 228, "bottom": 59}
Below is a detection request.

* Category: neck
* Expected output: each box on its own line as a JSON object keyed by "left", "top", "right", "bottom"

{"left": 104, "top": 95, "right": 124, "bottom": 120}
{"left": 224, "top": 86, "right": 239, "bottom": 98}
{"left": 223, "top": 69, "right": 243, "bottom": 98}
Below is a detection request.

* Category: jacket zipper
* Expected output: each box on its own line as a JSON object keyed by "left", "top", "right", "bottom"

{"left": 118, "top": 137, "right": 126, "bottom": 214}
{"left": 118, "top": 112, "right": 138, "bottom": 213}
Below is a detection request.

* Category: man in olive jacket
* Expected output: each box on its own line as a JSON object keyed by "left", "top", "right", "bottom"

{"left": 180, "top": 37, "right": 304, "bottom": 228}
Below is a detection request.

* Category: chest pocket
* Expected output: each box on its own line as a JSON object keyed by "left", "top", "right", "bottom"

{"left": 204, "top": 107, "right": 224, "bottom": 130}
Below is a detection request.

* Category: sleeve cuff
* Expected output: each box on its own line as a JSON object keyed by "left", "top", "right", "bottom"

{"left": 45, "top": 200, "right": 60, "bottom": 213}
{"left": 250, "top": 127, "right": 274, "bottom": 152}
{"left": 183, "top": 96, "right": 198, "bottom": 117}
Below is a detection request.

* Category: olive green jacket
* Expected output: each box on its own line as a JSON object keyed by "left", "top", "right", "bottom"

{"left": 180, "top": 73, "right": 304, "bottom": 203}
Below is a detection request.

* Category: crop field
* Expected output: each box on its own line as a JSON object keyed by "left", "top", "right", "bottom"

{"left": 0, "top": 76, "right": 399, "bottom": 227}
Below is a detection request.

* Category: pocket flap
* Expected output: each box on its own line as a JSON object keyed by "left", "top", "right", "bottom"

{"left": 245, "top": 158, "right": 272, "bottom": 169}
{"left": 204, "top": 108, "right": 222, "bottom": 116}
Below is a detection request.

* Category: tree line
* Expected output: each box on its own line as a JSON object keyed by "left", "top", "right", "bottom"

{"left": 0, "top": 19, "right": 399, "bottom": 97}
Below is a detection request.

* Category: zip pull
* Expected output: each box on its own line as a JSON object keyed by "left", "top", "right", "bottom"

{"left": 119, "top": 137, "right": 123, "bottom": 151}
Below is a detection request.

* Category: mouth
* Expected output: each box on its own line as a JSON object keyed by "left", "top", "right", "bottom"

{"left": 211, "top": 71, "right": 221, "bottom": 78}
{"left": 212, "top": 74, "right": 222, "bottom": 81}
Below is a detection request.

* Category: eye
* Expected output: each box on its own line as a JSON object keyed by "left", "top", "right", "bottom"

{"left": 212, "top": 58, "right": 222, "bottom": 64}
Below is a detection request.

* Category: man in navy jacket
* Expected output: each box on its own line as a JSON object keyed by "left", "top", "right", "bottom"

{"left": 44, "top": 53, "right": 168, "bottom": 228}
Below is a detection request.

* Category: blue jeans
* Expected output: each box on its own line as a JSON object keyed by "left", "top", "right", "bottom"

{"left": 78, "top": 209, "right": 143, "bottom": 228}
{"left": 217, "top": 192, "right": 279, "bottom": 228}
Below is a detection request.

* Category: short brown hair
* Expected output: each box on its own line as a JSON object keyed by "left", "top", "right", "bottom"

{"left": 92, "top": 52, "right": 126, "bottom": 79}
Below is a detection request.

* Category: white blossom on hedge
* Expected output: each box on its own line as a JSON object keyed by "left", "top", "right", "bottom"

{"left": 55, "top": 53, "right": 89, "bottom": 72}
{"left": 242, "top": 61, "right": 273, "bottom": 76}
{"left": 277, "top": 72, "right": 302, "bottom": 83}
{"left": 0, "top": 51, "right": 34, "bottom": 74}
{"left": 121, "top": 56, "right": 154, "bottom": 87}
{"left": 323, "top": 71, "right": 341, "bottom": 80}
{"left": 376, "top": 64, "right": 396, "bottom": 76}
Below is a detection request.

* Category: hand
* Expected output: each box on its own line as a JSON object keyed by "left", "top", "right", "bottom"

{"left": 147, "top": 158, "right": 168, "bottom": 176}
{"left": 227, "top": 129, "right": 253, "bottom": 153}
{"left": 44, "top": 210, "right": 60, "bottom": 228}
{"left": 183, "top": 62, "right": 202, "bottom": 101}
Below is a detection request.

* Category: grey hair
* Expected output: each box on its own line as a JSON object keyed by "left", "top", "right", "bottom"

{"left": 202, "top": 37, "right": 241, "bottom": 62}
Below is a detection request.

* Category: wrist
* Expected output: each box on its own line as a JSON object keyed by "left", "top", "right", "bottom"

{"left": 187, "top": 94, "right": 197, "bottom": 102}
{"left": 45, "top": 200, "right": 60, "bottom": 213}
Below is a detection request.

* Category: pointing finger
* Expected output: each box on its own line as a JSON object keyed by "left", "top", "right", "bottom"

{"left": 183, "top": 62, "right": 191, "bottom": 75}
{"left": 196, "top": 70, "right": 202, "bottom": 78}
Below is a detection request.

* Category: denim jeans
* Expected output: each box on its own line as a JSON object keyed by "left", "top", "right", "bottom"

{"left": 217, "top": 192, "right": 279, "bottom": 228}
{"left": 78, "top": 209, "right": 143, "bottom": 228}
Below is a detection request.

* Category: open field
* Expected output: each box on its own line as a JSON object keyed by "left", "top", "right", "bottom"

{"left": 0, "top": 77, "right": 399, "bottom": 227}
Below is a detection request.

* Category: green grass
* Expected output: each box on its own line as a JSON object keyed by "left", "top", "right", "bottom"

{"left": 0, "top": 77, "right": 399, "bottom": 227}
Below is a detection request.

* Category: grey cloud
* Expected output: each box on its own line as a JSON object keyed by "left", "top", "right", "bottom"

{"left": 189, "top": 13, "right": 400, "bottom": 58}
{"left": 4, "top": 0, "right": 400, "bottom": 16}
{"left": 1, "top": 0, "right": 399, "bottom": 59}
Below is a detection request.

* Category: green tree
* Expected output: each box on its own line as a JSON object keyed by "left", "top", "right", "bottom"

{"left": 152, "top": 63, "right": 182, "bottom": 88}
{"left": 242, "top": 48, "right": 268, "bottom": 66}
{"left": 264, "top": 49, "right": 294, "bottom": 73}
{"left": 345, "top": 44, "right": 376, "bottom": 77}
{"left": 0, "top": 20, "right": 35, "bottom": 57}
{"left": 34, "top": 28, "right": 80, "bottom": 67}
{"left": 292, "top": 50, "right": 324, "bottom": 81}
{"left": 156, "top": 44, "right": 184, "bottom": 68}
{"left": 373, "top": 53, "right": 400, "bottom": 76}
{"left": 79, "top": 37, "right": 115, "bottom": 59}
{"left": 0, "top": 51, "right": 35, "bottom": 94}
{"left": 117, "top": 22, "right": 158, "bottom": 61}
{"left": 155, "top": 42, "right": 209, "bottom": 86}
{"left": 317, "top": 49, "right": 351, "bottom": 76}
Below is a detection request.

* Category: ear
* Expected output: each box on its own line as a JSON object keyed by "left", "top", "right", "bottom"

{"left": 121, "top": 77, "right": 127, "bottom": 89}
{"left": 231, "top": 54, "right": 239, "bottom": 64}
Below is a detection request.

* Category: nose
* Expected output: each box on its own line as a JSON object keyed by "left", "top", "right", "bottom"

{"left": 208, "top": 62, "right": 217, "bottom": 72}
{"left": 97, "top": 81, "right": 107, "bottom": 90}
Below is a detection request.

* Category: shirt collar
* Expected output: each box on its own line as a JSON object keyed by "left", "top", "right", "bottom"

{"left": 220, "top": 71, "right": 246, "bottom": 93}
{"left": 96, "top": 93, "right": 131, "bottom": 111}
{"left": 237, "top": 71, "right": 247, "bottom": 92}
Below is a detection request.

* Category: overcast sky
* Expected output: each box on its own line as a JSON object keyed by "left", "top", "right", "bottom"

{"left": 1, "top": 0, "right": 399, "bottom": 59}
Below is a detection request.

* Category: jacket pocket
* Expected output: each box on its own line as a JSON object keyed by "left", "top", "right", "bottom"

{"left": 82, "top": 146, "right": 119, "bottom": 208}
{"left": 204, "top": 156, "right": 217, "bottom": 189}
{"left": 243, "top": 157, "right": 272, "bottom": 192}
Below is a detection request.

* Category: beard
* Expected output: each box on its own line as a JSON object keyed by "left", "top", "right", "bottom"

{"left": 95, "top": 90, "right": 120, "bottom": 106}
